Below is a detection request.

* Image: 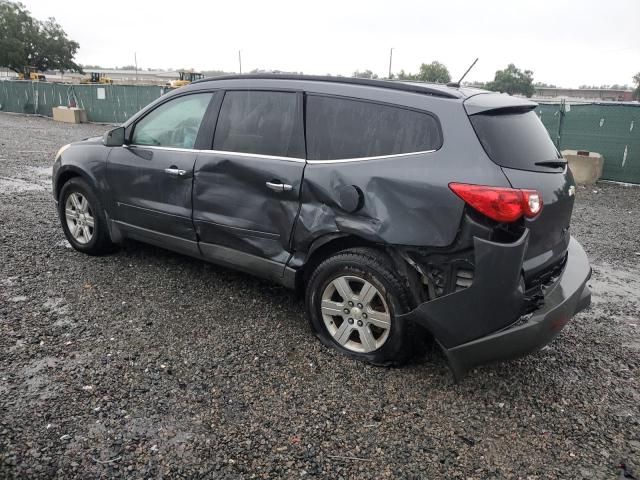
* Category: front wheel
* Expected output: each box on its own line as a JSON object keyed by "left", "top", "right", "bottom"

{"left": 305, "top": 248, "right": 413, "bottom": 366}
{"left": 58, "top": 177, "right": 114, "bottom": 255}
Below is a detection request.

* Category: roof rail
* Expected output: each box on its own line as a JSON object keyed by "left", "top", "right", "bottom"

{"left": 191, "top": 74, "right": 460, "bottom": 99}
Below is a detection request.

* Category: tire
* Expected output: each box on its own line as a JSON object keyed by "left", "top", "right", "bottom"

{"left": 58, "top": 177, "right": 114, "bottom": 255}
{"left": 305, "top": 247, "right": 413, "bottom": 366}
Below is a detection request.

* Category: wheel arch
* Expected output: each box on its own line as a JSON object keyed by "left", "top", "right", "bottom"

{"left": 296, "top": 234, "right": 391, "bottom": 291}
{"left": 54, "top": 166, "right": 97, "bottom": 201}
{"left": 294, "top": 233, "right": 425, "bottom": 310}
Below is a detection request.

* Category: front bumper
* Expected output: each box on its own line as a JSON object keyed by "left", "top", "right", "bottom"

{"left": 399, "top": 233, "right": 591, "bottom": 378}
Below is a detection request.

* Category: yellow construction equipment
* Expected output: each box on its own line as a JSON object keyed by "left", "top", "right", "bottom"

{"left": 170, "top": 70, "right": 205, "bottom": 88}
{"left": 80, "top": 72, "right": 113, "bottom": 84}
{"left": 19, "top": 67, "right": 46, "bottom": 81}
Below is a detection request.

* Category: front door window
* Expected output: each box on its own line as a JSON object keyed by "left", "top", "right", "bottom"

{"left": 132, "top": 93, "right": 213, "bottom": 149}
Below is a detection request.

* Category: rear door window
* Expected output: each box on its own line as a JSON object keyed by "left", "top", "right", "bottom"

{"left": 469, "top": 109, "right": 561, "bottom": 172}
{"left": 306, "top": 95, "right": 442, "bottom": 161}
{"left": 213, "top": 90, "right": 304, "bottom": 158}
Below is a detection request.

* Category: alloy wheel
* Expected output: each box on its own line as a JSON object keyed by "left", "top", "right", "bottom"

{"left": 65, "top": 192, "right": 94, "bottom": 245}
{"left": 320, "top": 275, "right": 391, "bottom": 353}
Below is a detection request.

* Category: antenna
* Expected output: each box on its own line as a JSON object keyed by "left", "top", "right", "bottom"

{"left": 447, "top": 58, "right": 478, "bottom": 88}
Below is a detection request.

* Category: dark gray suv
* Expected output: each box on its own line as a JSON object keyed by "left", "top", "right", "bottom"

{"left": 52, "top": 75, "right": 591, "bottom": 377}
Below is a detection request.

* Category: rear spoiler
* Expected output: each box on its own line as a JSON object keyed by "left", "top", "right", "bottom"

{"left": 463, "top": 92, "right": 538, "bottom": 116}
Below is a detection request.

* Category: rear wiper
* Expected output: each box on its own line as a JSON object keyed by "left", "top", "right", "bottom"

{"left": 535, "top": 160, "right": 567, "bottom": 168}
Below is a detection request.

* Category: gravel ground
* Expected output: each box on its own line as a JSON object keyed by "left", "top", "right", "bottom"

{"left": 0, "top": 112, "right": 639, "bottom": 479}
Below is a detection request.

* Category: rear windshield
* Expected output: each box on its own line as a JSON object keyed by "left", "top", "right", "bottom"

{"left": 469, "top": 109, "right": 561, "bottom": 171}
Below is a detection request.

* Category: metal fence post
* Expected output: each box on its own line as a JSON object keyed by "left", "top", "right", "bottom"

{"left": 556, "top": 99, "right": 566, "bottom": 149}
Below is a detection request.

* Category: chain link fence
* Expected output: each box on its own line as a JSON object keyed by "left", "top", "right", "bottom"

{"left": 537, "top": 101, "right": 639, "bottom": 184}
{"left": 0, "top": 81, "right": 167, "bottom": 123}
{"left": 1, "top": 81, "right": 639, "bottom": 183}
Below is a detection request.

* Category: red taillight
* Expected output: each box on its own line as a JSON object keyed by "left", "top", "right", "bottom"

{"left": 449, "top": 183, "right": 543, "bottom": 222}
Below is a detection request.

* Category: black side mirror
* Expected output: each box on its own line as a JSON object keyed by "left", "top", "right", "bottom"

{"left": 103, "top": 126, "right": 125, "bottom": 147}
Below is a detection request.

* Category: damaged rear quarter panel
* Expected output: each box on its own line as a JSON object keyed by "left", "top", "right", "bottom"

{"left": 293, "top": 96, "right": 511, "bottom": 250}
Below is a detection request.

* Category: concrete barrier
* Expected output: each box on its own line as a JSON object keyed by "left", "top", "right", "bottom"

{"left": 52, "top": 106, "right": 87, "bottom": 124}
{"left": 562, "top": 150, "right": 604, "bottom": 185}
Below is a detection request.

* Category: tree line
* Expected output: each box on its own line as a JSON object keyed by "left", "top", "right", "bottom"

{"left": 355, "top": 62, "right": 640, "bottom": 99}
{"left": 355, "top": 62, "right": 538, "bottom": 97}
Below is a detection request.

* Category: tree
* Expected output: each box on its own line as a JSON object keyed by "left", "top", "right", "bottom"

{"left": 352, "top": 69, "right": 378, "bottom": 79}
{"left": 486, "top": 64, "right": 535, "bottom": 97}
{"left": 395, "top": 69, "right": 416, "bottom": 81}
{"left": 0, "top": 0, "right": 34, "bottom": 74}
{"left": 394, "top": 61, "right": 451, "bottom": 83}
{"left": 30, "top": 17, "right": 81, "bottom": 73}
{"left": 416, "top": 61, "right": 451, "bottom": 83}
{"left": 0, "top": 1, "right": 81, "bottom": 75}
{"left": 633, "top": 72, "right": 640, "bottom": 100}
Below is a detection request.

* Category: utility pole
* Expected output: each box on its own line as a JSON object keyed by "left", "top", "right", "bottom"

{"left": 238, "top": 50, "right": 242, "bottom": 74}
{"left": 388, "top": 48, "right": 394, "bottom": 79}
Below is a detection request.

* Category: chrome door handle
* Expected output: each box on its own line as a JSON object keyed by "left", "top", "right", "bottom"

{"left": 266, "top": 181, "right": 293, "bottom": 192}
{"left": 164, "top": 167, "right": 188, "bottom": 177}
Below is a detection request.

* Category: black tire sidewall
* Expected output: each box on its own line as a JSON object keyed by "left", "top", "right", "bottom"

{"left": 58, "top": 178, "right": 109, "bottom": 254}
{"left": 306, "top": 253, "right": 410, "bottom": 365}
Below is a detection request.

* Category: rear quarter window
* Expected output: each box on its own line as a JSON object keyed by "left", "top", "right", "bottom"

{"left": 469, "top": 109, "right": 561, "bottom": 172}
{"left": 306, "top": 95, "right": 442, "bottom": 161}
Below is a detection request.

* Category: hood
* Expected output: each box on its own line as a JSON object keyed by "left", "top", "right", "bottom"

{"left": 75, "top": 136, "right": 104, "bottom": 146}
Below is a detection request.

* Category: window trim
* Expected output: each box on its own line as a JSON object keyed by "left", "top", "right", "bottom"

{"left": 304, "top": 92, "right": 444, "bottom": 162}
{"left": 305, "top": 149, "right": 437, "bottom": 164}
{"left": 122, "top": 144, "right": 306, "bottom": 163}
{"left": 209, "top": 88, "right": 306, "bottom": 160}
{"left": 125, "top": 88, "right": 443, "bottom": 164}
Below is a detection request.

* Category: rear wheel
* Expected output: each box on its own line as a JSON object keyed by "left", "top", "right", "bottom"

{"left": 58, "top": 177, "right": 114, "bottom": 255}
{"left": 306, "top": 248, "right": 412, "bottom": 365}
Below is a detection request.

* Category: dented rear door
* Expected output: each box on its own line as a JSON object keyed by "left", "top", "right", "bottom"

{"left": 192, "top": 90, "right": 306, "bottom": 272}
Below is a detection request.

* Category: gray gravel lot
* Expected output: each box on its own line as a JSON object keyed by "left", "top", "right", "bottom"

{"left": 0, "top": 112, "right": 639, "bottom": 479}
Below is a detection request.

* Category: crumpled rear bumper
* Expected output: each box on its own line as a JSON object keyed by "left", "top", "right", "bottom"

{"left": 399, "top": 232, "right": 591, "bottom": 378}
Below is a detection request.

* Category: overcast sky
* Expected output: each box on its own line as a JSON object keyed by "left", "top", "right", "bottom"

{"left": 23, "top": 0, "right": 640, "bottom": 88}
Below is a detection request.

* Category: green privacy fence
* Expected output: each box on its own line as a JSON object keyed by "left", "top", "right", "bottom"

{"left": 537, "top": 102, "right": 639, "bottom": 184}
{"left": 0, "top": 81, "right": 167, "bottom": 123}
{"left": 1, "top": 81, "right": 639, "bottom": 183}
